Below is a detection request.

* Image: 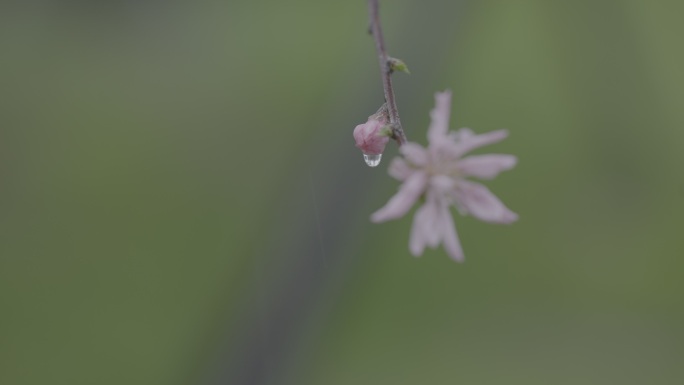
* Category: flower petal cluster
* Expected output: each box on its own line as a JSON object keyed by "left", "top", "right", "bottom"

{"left": 371, "top": 91, "right": 517, "bottom": 261}
{"left": 353, "top": 116, "right": 390, "bottom": 156}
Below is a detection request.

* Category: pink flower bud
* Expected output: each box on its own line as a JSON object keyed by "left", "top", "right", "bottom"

{"left": 353, "top": 118, "right": 390, "bottom": 155}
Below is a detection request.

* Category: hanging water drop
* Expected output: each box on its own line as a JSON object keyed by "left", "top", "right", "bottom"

{"left": 363, "top": 153, "right": 382, "bottom": 167}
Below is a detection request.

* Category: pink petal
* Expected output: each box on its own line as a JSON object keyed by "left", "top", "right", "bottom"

{"left": 409, "top": 203, "right": 432, "bottom": 257}
{"left": 437, "top": 204, "right": 464, "bottom": 262}
{"left": 427, "top": 90, "right": 452, "bottom": 144}
{"left": 388, "top": 157, "right": 413, "bottom": 181}
{"left": 452, "top": 128, "right": 509, "bottom": 158}
{"left": 371, "top": 171, "right": 428, "bottom": 223}
{"left": 422, "top": 192, "right": 442, "bottom": 248}
{"left": 428, "top": 139, "right": 463, "bottom": 165}
{"left": 454, "top": 180, "right": 518, "bottom": 224}
{"left": 399, "top": 142, "right": 429, "bottom": 166}
{"left": 457, "top": 154, "right": 517, "bottom": 179}
{"left": 409, "top": 195, "right": 464, "bottom": 262}
{"left": 430, "top": 175, "right": 456, "bottom": 195}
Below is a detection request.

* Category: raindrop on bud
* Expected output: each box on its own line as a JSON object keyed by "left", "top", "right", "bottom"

{"left": 363, "top": 153, "right": 382, "bottom": 167}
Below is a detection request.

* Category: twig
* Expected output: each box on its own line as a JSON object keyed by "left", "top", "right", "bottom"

{"left": 367, "top": 0, "right": 407, "bottom": 146}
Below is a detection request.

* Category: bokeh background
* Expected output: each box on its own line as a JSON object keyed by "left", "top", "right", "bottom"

{"left": 1, "top": 1, "right": 683, "bottom": 384}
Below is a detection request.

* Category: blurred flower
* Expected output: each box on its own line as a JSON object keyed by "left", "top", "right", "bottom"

{"left": 371, "top": 90, "right": 518, "bottom": 261}
{"left": 353, "top": 116, "right": 390, "bottom": 156}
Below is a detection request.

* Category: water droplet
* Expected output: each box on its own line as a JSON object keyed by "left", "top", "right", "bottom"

{"left": 363, "top": 153, "right": 382, "bottom": 167}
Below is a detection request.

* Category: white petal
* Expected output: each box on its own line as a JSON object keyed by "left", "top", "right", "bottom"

{"left": 427, "top": 90, "right": 452, "bottom": 144}
{"left": 452, "top": 129, "right": 509, "bottom": 157}
{"left": 457, "top": 154, "right": 517, "bottom": 179}
{"left": 399, "top": 142, "right": 429, "bottom": 166}
{"left": 371, "top": 171, "right": 427, "bottom": 223}
{"left": 437, "top": 205, "right": 464, "bottom": 262}
{"left": 454, "top": 180, "right": 518, "bottom": 224}
{"left": 388, "top": 157, "right": 414, "bottom": 181}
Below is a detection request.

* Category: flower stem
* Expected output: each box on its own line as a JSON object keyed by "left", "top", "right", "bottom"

{"left": 367, "top": 0, "right": 407, "bottom": 146}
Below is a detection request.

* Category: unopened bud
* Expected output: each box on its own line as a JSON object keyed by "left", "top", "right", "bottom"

{"left": 388, "top": 57, "right": 410, "bottom": 74}
{"left": 353, "top": 118, "right": 390, "bottom": 156}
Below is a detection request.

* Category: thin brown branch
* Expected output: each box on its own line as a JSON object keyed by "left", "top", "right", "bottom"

{"left": 367, "top": 0, "right": 407, "bottom": 146}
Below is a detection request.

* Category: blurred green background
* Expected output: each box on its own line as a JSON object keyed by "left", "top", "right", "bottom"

{"left": 1, "top": 1, "right": 683, "bottom": 384}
